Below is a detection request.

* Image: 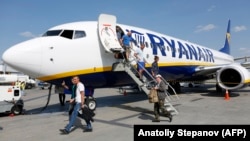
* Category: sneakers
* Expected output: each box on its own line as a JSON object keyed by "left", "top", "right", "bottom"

{"left": 60, "top": 125, "right": 75, "bottom": 134}
{"left": 70, "top": 126, "right": 76, "bottom": 131}
{"left": 84, "top": 124, "right": 93, "bottom": 132}
{"left": 59, "top": 129, "right": 69, "bottom": 134}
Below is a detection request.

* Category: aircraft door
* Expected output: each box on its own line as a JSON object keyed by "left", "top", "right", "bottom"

{"left": 98, "top": 14, "right": 124, "bottom": 53}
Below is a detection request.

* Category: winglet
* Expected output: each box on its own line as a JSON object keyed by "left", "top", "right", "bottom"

{"left": 219, "top": 19, "right": 231, "bottom": 54}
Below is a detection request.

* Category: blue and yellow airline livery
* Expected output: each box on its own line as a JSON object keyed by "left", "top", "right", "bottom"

{"left": 2, "top": 14, "right": 250, "bottom": 95}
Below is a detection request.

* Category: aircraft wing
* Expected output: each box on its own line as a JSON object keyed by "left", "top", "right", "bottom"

{"left": 241, "top": 62, "right": 250, "bottom": 69}
{"left": 194, "top": 61, "right": 250, "bottom": 76}
{"left": 194, "top": 65, "right": 224, "bottom": 76}
{"left": 234, "top": 56, "right": 250, "bottom": 69}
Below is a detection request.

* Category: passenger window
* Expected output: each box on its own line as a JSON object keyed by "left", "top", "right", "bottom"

{"left": 60, "top": 30, "right": 73, "bottom": 39}
{"left": 74, "top": 30, "right": 86, "bottom": 39}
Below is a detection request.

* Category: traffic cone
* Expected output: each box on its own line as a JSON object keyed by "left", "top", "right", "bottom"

{"left": 123, "top": 90, "right": 127, "bottom": 96}
{"left": 224, "top": 90, "right": 230, "bottom": 100}
{"left": 9, "top": 113, "right": 14, "bottom": 117}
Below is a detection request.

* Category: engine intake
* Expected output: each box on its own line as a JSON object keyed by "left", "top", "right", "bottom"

{"left": 216, "top": 64, "right": 250, "bottom": 90}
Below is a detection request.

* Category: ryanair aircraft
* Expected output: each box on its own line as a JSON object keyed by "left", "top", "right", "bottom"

{"left": 2, "top": 14, "right": 250, "bottom": 98}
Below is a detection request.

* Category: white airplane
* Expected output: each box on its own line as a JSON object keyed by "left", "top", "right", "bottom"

{"left": 2, "top": 13, "right": 250, "bottom": 98}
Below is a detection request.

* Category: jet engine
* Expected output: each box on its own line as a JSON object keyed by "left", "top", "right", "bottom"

{"left": 216, "top": 63, "right": 250, "bottom": 90}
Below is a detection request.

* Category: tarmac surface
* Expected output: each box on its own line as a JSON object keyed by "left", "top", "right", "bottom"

{"left": 0, "top": 85, "right": 250, "bottom": 141}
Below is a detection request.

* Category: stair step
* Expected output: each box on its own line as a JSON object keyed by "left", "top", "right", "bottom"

{"left": 112, "top": 62, "right": 179, "bottom": 116}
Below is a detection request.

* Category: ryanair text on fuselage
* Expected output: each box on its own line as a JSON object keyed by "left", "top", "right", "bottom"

{"left": 130, "top": 29, "right": 214, "bottom": 63}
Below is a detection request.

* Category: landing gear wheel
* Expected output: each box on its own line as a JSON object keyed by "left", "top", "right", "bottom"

{"left": 85, "top": 97, "right": 96, "bottom": 111}
{"left": 11, "top": 105, "right": 23, "bottom": 115}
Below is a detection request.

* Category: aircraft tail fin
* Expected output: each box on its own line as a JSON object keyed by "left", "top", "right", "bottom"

{"left": 219, "top": 19, "right": 231, "bottom": 55}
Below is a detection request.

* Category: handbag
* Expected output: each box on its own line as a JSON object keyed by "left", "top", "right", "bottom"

{"left": 148, "top": 89, "right": 159, "bottom": 103}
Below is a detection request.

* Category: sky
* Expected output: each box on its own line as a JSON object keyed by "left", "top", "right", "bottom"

{"left": 1, "top": 0, "right": 250, "bottom": 60}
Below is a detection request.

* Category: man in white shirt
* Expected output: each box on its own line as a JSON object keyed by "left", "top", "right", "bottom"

{"left": 60, "top": 76, "right": 92, "bottom": 134}
{"left": 134, "top": 43, "right": 148, "bottom": 81}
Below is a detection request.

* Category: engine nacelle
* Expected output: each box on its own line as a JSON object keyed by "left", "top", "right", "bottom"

{"left": 216, "top": 63, "right": 250, "bottom": 90}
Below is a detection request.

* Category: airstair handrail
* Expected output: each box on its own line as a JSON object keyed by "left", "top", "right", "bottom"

{"left": 128, "top": 48, "right": 179, "bottom": 100}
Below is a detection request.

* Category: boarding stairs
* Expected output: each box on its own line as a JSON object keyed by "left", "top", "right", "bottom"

{"left": 97, "top": 14, "right": 179, "bottom": 115}
{"left": 112, "top": 57, "right": 180, "bottom": 116}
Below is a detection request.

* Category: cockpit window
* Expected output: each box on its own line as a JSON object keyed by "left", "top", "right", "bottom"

{"left": 74, "top": 30, "right": 86, "bottom": 39}
{"left": 42, "top": 30, "right": 62, "bottom": 36}
{"left": 42, "top": 29, "right": 86, "bottom": 40}
{"left": 60, "top": 30, "right": 73, "bottom": 39}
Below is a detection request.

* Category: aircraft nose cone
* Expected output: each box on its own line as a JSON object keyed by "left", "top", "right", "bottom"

{"left": 2, "top": 38, "right": 42, "bottom": 77}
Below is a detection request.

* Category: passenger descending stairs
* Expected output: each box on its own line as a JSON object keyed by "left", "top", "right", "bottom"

{"left": 112, "top": 60, "right": 180, "bottom": 116}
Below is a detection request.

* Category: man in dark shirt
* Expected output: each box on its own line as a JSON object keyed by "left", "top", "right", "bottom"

{"left": 151, "top": 56, "right": 159, "bottom": 77}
